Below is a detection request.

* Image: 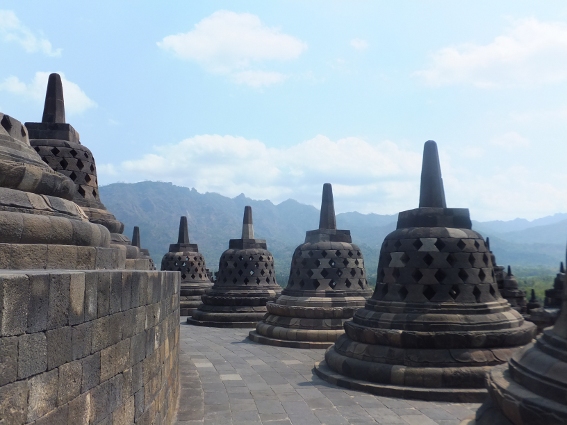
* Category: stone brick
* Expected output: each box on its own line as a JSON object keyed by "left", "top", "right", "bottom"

{"left": 134, "top": 306, "right": 146, "bottom": 335}
{"left": 69, "top": 272, "right": 86, "bottom": 325}
{"left": 47, "top": 244, "right": 77, "bottom": 269}
{"left": 108, "top": 313, "right": 122, "bottom": 346}
{"left": 121, "top": 309, "right": 135, "bottom": 339}
{"left": 130, "top": 273, "right": 141, "bottom": 308}
{"left": 109, "top": 271, "right": 123, "bottom": 314}
{"left": 84, "top": 271, "right": 98, "bottom": 321}
{"left": 112, "top": 395, "right": 135, "bottom": 425}
{"left": 123, "top": 367, "right": 133, "bottom": 397}
{"left": 18, "top": 332, "right": 47, "bottom": 379}
{"left": 132, "top": 362, "right": 143, "bottom": 393}
{"left": 27, "top": 273, "right": 49, "bottom": 333}
{"left": 68, "top": 392, "right": 92, "bottom": 425}
{"left": 0, "top": 274, "right": 30, "bottom": 336}
{"left": 90, "top": 379, "right": 111, "bottom": 423}
{"left": 0, "top": 380, "right": 28, "bottom": 424}
{"left": 47, "top": 326, "right": 72, "bottom": 370}
{"left": 72, "top": 320, "right": 93, "bottom": 359}
{"left": 10, "top": 244, "right": 48, "bottom": 269}
{"left": 76, "top": 246, "right": 97, "bottom": 269}
{"left": 134, "top": 387, "right": 145, "bottom": 420}
{"left": 97, "top": 272, "right": 110, "bottom": 317}
{"left": 47, "top": 273, "right": 70, "bottom": 329}
{"left": 130, "top": 330, "right": 146, "bottom": 366}
{"left": 33, "top": 404, "right": 69, "bottom": 425}
{"left": 81, "top": 352, "right": 100, "bottom": 392}
{"left": 115, "top": 338, "right": 131, "bottom": 375}
{"left": 109, "top": 373, "right": 125, "bottom": 413}
{"left": 92, "top": 315, "right": 110, "bottom": 352}
{"left": 57, "top": 359, "right": 82, "bottom": 405}
{"left": 122, "top": 272, "right": 132, "bottom": 311}
{"left": 0, "top": 336, "right": 17, "bottom": 385}
{"left": 27, "top": 368, "right": 58, "bottom": 422}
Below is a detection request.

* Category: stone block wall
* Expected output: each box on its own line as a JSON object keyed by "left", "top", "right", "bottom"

{"left": 0, "top": 269, "right": 180, "bottom": 424}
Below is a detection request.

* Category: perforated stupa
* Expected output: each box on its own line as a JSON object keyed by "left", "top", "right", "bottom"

{"left": 249, "top": 183, "right": 372, "bottom": 348}
{"left": 314, "top": 140, "right": 536, "bottom": 402}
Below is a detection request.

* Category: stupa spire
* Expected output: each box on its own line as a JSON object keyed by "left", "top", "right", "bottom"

{"left": 561, "top": 261, "right": 565, "bottom": 274}
{"left": 132, "top": 226, "right": 141, "bottom": 248}
{"left": 178, "top": 216, "right": 190, "bottom": 244}
{"left": 318, "top": 183, "right": 337, "bottom": 230}
{"left": 419, "top": 140, "right": 446, "bottom": 208}
{"left": 242, "top": 206, "right": 254, "bottom": 239}
{"left": 41, "top": 73, "right": 65, "bottom": 124}
{"left": 507, "top": 265, "right": 512, "bottom": 276}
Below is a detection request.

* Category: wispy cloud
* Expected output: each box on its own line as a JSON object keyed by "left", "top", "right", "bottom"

{"left": 0, "top": 10, "right": 61, "bottom": 57}
{"left": 350, "top": 38, "right": 369, "bottom": 51}
{"left": 0, "top": 72, "right": 96, "bottom": 115}
{"left": 157, "top": 10, "right": 307, "bottom": 87}
{"left": 414, "top": 18, "right": 567, "bottom": 88}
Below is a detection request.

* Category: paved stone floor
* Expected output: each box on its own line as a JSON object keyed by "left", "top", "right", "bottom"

{"left": 175, "top": 321, "right": 479, "bottom": 425}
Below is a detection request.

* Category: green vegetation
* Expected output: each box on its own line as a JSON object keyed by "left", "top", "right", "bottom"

{"left": 512, "top": 265, "right": 557, "bottom": 302}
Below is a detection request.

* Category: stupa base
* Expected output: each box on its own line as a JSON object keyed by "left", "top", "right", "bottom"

{"left": 186, "top": 317, "right": 258, "bottom": 328}
{"left": 314, "top": 360, "right": 487, "bottom": 402}
{"left": 248, "top": 330, "right": 334, "bottom": 349}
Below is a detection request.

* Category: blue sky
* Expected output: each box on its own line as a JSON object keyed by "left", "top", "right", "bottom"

{"left": 1, "top": 1, "right": 566, "bottom": 220}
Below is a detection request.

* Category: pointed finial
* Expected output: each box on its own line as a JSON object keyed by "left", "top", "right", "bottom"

{"left": 561, "top": 262, "right": 565, "bottom": 273}
{"left": 486, "top": 237, "right": 490, "bottom": 251}
{"left": 132, "top": 226, "right": 141, "bottom": 248}
{"left": 530, "top": 289, "right": 537, "bottom": 302}
{"left": 178, "top": 216, "right": 189, "bottom": 244}
{"left": 242, "top": 206, "right": 254, "bottom": 239}
{"left": 507, "top": 265, "right": 512, "bottom": 276}
{"left": 319, "top": 183, "right": 337, "bottom": 230}
{"left": 419, "top": 140, "right": 447, "bottom": 208}
{"left": 41, "top": 73, "right": 65, "bottom": 124}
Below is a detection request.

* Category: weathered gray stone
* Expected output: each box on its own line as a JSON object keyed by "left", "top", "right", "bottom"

{"left": 69, "top": 272, "right": 86, "bottom": 325}
{"left": 0, "top": 274, "right": 30, "bottom": 336}
{"left": 0, "top": 336, "right": 17, "bottom": 385}
{"left": 0, "top": 380, "right": 28, "bottom": 424}
{"left": 27, "top": 273, "right": 50, "bottom": 333}
{"left": 57, "top": 359, "right": 82, "bottom": 405}
{"left": 47, "top": 272, "right": 70, "bottom": 329}
{"left": 81, "top": 352, "right": 101, "bottom": 392}
{"left": 18, "top": 332, "right": 47, "bottom": 379}
{"left": 27, "top": 368, "right": 59, "bottom": 422}
{"left": 84, "top": 271, "right": 98, "bottom": 321}
{"left": 72, "top": 320, "right": 93, "bottom": 359}
{"left": 47, "top": 326, "right": 72, "bottom": 370}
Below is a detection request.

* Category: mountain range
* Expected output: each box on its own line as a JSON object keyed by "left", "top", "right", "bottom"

{"left": 99, "top": 181, "right": 567, "bottom": 284}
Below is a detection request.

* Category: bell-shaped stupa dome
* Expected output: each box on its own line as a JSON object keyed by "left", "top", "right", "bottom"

{"left": 315, "top": 140, "right": 536, "bottom": 402}
{"left": 249, "top": 183, "right": 372, "bottom": 348}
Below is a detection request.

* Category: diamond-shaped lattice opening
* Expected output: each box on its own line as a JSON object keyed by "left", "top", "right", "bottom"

{"left": 434, "top": 239, "right": 445, "bottom": 251}
{"left": 354, "top": 259, "right": 359, "bottom": 266}
{"left": 468, "top": 254, "right": 476, "bottom": 266}
{"left": 191, "top": 274, "right": 196, "bottom": 279}
{"left": 249, "top": 270, "right": 254, "bottom": 276}
{"left": 243, "top": 261, "right": 248, "bottom": 268}
{"left": 335, "top": 250, "right": 342, "bottom": 257}
{"left": 449, "top": 284, "right": 460, "bottom": 300}
{"left": 483, "top": 254, "right": 489, "bottom": 265}
{"left": 244, "top": 278, "right": 249, "bottom": 285}
{"left": 479, "top": 269, "right": 486, "bottom": 282}
{"left": 345, "top": 278, "right": 352, "bottom": 288}
{"left": 260, "top": 269, "right": 265, "bottom": 276}
{"left": 256, "top": 278, "right": 261, "bottom": 284}
{"left": 357, "top": 251, "right": 362, "bottom": 257}
{"left": 34, "top": 146, "right": 40, "bottom": 152}
{"left": 307, "top": 269, "right": 314, "bottom": 278}
{"left": 224, "top": 262, "right": 229, "bottom": 268}
{"left": 78, "top": 186, "right": 86, "bottom": 197}
{"left": 313, "top": 281, "right": 320, "bottom": 289}
{"left": 233, "top": 262, "right": 238, "bottom": 268}
{"left": 92, "top": 189, "right": 97, "bottom": 198}
{"left": 343, "top": 259, "right": 349, "bottom": 266}
{"left": 308, "top": 251, "right": 314, "bottom": 257}
{"left": 435, "top": 269, "right": 446, "bottom": 283}
{"left": 70, "top": 149, "right": 77, "bottom": 157}
{"left": 321, "top": 269, "right": 329, "bottom": 278}
{"left": 237, "top": 270, "right": 243, "bottom": 276}
{"left": 413, "top": 239, "right": 423, "bottom": 250}
{"left": 249, "top": 256, "right": 254, "bottom": 261}
{"left": 423, "top": 285, "right": 436, "bottom": 301}
{"left": 337, "top": 269, "right": 343, "bottom": 277}
{"left": 315, "top": 259, "right": 321, "bottom": 267}
{"left": 300, "top": 258, "right": 308, "bottom": 266}
{"left": 84, "top": 152, "right": 89, "bottom": 158}
{"left": 398, "top": 286, "right": 408, "bottom": 300}
{"left": 381, "top": 284, "right": 388, "bottom": 298}
{"left": 295, "top": 269, "right": 300, "bottom": 276}
{"left": 259, "top": 256, "right": 264, "bottom": 261}
{"left": 76, "top": 159, "right": 84, "bottom": 170}
{"left": 69, "top": 171, "right": 77, "bottom": 181}
{"left": 473, "top": 285, "right": 482, "bottom": 302}
{"left": 181, "top": 274, "right": 186, "bottom": 279}
{"left": 321, "top": 250, "right": 328, "bottom": 258}
{"left": 392, "top": 268, "right": 401, "bottom": 280}
{"left": 329, "top": 280, "right": 336, "bottom": 289}
{"left": 447, "top": 254, "right": 456, "bottom": 267}
{"left": 489, "top": 284, "right": 496, "bottom": 297}
{"left": 458, "top": 269, "right": 468, "bottom": 282}
{"left": 255, "top": 262, "right": 259, "bottom": 268}
{"left": 266, "top": 277, "right": 271, "bottom": 283}
{"left": 348, "top": 250, "right": 354, "bottom": 257}
{"left": 232, "top": 278, "right": 238, "bottom": 284}
{"left": 412, "top": 269, "right": 423, "bottom": 282}
{"left": 0, "top": 115, "right": 12, "bottom": 131}
{"left": 350, "top": 269, "right": 357, "bottom": 277}
{"left": 329, "top": 259, "right": 336, "bottom": 267}
{"left": 394, "top": 240, "right": 402, "bottom": 249}
{"left": 239, "top": 256, "right": 244, "bottom": 261}
{"left": 51, "top": 147, "right": 60, "bottom": 155}
{"left": 457, "top": 239, "right": 467, "bottom": 250}
{"left": 423, "top": 253, "right": 434, "bottom": 266}
{"left": 90, "top": 164, "right": 95, "bottom": 172}
{"left": 85, "top": 174, "right": 91, "bottom": 183}
{"left": 60, "top": 158, "right": 68, "bottom": 168}
{"left": 21, "top": 126, "right": 26, "bottom": 137}
{"left": 474, "top": 240, "right": 480, "bottom": 249}
{"left": 299, "top": 280, "right": 304, "bottom": 287}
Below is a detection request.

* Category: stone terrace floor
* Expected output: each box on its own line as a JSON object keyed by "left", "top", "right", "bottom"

{"left": 175, "top": 321, "right": 479, "bottom": 425}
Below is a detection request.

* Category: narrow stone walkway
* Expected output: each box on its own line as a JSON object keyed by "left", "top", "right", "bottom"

{"left": 175, "top": 321, "right": 479, "bottom": 425}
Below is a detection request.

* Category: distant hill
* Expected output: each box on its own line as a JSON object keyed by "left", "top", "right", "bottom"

{"left": 99, "top": 181, "right": 565, "bottom": 285}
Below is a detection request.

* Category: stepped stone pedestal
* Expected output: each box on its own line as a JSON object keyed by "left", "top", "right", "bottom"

{"left": 0, "top": 111, "right": 179, "bottom": 424}
{"left": 249, "top": 183, "right": 372, "bottom": 348}
{"left": 465, "top": 255, "right": 567, "bottom": 425}
{"left": 188, "top": 206, "right": 281, "bottom": 327}
{"left": 25, "top": 73, "right": 153, "bottom": 270}
{"left": 314, "top": 141, "right": 536, "bottom": 402}
{"left": 529, "top": 262, "right": 564, "bottom": 332}
{"left": 161, "top": 216, "right": 213, "bottom": 316}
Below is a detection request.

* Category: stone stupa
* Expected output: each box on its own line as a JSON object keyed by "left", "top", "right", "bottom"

{"left": 161, "top": 216, "right": 213, "bottom": 316}
{"left": 315, "top": 140, "right": 536, "bottom": 402}
{"left": 25, "top": 73, "right": 152, "bottom": 269}
{"left": 529, "top": 261, "right": 565, "bottom": 332}
{"left": 500, "top": 266, "right": 527, "bottom": 315}
{"left": 466, "top": 252, "right": 567, "bottom": 424}
{"left": 188, "top": 206, "right": 281, "bottom": 327}
{"left": 249, "top": 183, "right": 372, "bottom": 348}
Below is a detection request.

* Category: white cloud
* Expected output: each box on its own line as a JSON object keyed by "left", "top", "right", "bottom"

{"left": 157, "top": 10, "right": 307, "bottom": 87}
{"left": 350, "top": 38, "right": 369, "bottom": 51}
{"left": 414, "top": 18, "right": 567, "bottom": 88}
{"left": 0, "top": 72, "right": 96, "bottom": 115}
{"left": 0, "top": 10, "right": 61, "bottom": 57}
{"left": 99, "top": 134, "right": 422, "bottom": 213}
{"left": 491, "top": 131, "right": 530, "bottom": 150}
